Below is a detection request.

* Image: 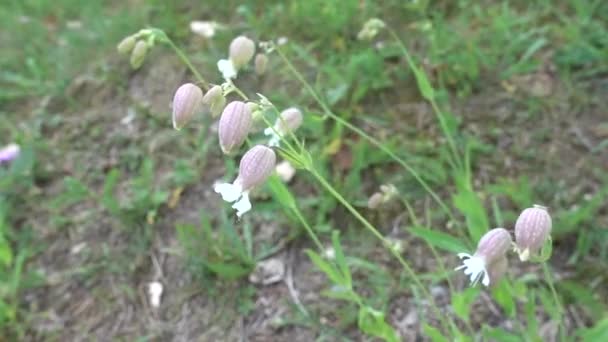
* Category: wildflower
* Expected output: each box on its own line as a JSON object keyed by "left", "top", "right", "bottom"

{"left": 117, "top": 35, "right": 137, "bottom": 54}
{"left": 217, "top": 35, "right": 255, "bottom": 79}
{"left": 357, "top": 18, "right": 386, "bottom": 41}
{"left": 229, "top": 36, "right": 255, "bottom": 69}
{"left": 0, "top": 143, "right": 20, "bottom": 164}
{"left": 264, "top": 107, "right": 303, "bottom": 146}
{"left": 214, "top": 145, "right": 276, "bottom": 217}
{"left": 275, "top": 160, "right": 296, "bottom": 182}
{"left": 367, "top": 184, "right": 398, "bottom": 209}
{"left": 514, "top": 205, "right": 552, "bottom": 261}
{"left": 201, "top": 85, "right": 226, "bottom": 117}
{"left": 455, "top": 228, "right": 512, "bottom": 286}
{"left": 254, "top": 53, "right": 269, "bottom": 75}
{"left": 218, "top": 101, "right": 253, "bottom": 154}
{"left": 130, "top": 40, "right": 148, "bottom": 69}
{"left": 172, "top": 83, "right": 203, "bottom": 130}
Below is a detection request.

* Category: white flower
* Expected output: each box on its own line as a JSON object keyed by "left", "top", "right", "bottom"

{"left": 455, "top": 253, "right": 490, "bottom": 286}
{"left": 217, "top": 59, "right": 237, "bottom": 80}
{"left": 190, "top": 21, "right": 218, "bottom": 38}
{"left": 214, "top": 179, "right": 252, "bottom": 218}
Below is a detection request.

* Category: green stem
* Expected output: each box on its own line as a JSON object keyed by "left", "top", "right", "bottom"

{"left": 542, "top": 262, "right": 567, "bottom": 341}
{"left": 275, "top": 46, "right": 455, "bottom": 223}
{"left": 163, "top": 36, "right": 210, "bottom": 91}
{"left": 307, "top": 167, "right": 453, "bottom": 333}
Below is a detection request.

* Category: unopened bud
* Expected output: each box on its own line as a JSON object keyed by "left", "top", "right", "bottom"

{"left": 172, "top": 83, "right": 203, "bottom": 130}
{"left": 117, "top": 35, "right": 137, "bottom": 54}
{"left": 238, "top": 145, "right": 276, "bottom": 191}
{"left": 514, "top": 205, "right": 552, "bottom": 261}
{"left": 275, "top": 107, "right": 303, "bottom": 134}
{"left": 367, "top": 192, "right": 384, "bottom": 209}
{"left": 201, "top": 85, "right": 226, "bottom": 117}
{"left": 357, "top": 18, "right": 386, "bottom": 41}
{"left": 218, "top": 101, "right": 252, "bottom": 154}
{"left": 254, "top": 53, "right": 269, "bottom": 75}
{"left": 229, "top": 36, "right": 255, "bottom": 69}
{"left": 130, "top": 40, "right": 148, "bottom": 69}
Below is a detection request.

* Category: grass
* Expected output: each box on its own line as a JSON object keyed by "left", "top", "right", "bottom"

{"left": 1, "top": 0, "right": 607, "bottom": 340}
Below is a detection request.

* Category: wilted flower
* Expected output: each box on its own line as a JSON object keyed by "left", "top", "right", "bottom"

{"left": 172, "top": 83, "right": 203, "bottom": 130}
{"left": 357, "top": 18, "right": 386, "bottom": 41}
{"left": 130, "top": 40, "right": 148, "bottom": 69}
{"left": 229, "top": 36, "right": 255, "bottom": 69}
{"left": 264, "top": 107, "right": 303, "bottom": 146}
{"left": 455, "top": 228, "right": 512, "bottom": 286}
{"left": 514, "top": 205, "right": 552, "bottom": 261}
{"left": 254, "top": 53, "right": 269, "bottom": 75}
{"left": 0, "top": 143, "right": 20, "bottom": 164}
{"left": 214, "top": 145, "right": 276, "bottom": 217}
{"left": 218, "top": 101, "right": 253, "bottom": 154}
{"left": 117, "top": 35, "right": 137, "bottom": 54}
{"left": 201, "top": 85, "right": 226, "bottom": 117}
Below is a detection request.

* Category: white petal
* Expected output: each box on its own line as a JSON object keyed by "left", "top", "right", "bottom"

{"left": 214, "top": 182, "right": 243, "bottom": 202}
{"left": 233, "top": 192, "right": 252, "bottom": 218}
{"left": 455, "top": 254, "right": 489, "bottom": 287}
{"left": 217, "top": 59, "right": 237, "bottom": 79}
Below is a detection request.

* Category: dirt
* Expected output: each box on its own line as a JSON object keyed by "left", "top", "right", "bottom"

{"left": 15, "top": 46, "right": 607, "bottom": 342}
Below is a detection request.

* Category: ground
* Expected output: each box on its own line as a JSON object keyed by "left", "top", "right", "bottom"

{"left": 1, "top": 1, "right": 607, "bottom": 341}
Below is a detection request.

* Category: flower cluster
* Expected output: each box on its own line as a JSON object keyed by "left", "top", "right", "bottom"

{"left": 456, "top": 205, "right": 553, "bottom": 287}
{"left": 168, "top": 35, "right": 303, "bottom": 218}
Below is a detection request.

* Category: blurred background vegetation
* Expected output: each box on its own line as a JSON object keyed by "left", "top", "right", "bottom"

{"left": 1, "top": 0, "right": 607, "bottom": 340}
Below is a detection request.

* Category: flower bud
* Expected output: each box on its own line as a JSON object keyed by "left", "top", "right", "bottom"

{"left": 172, "top": 83, "right": 203, "bottom": 130}
{"left": 0, "top": 143, "right": 20, "bottom": 164}
{"left": 201, "top": 85, "right": 226, "bottom": 117}
{"left": 117, "top": 35, "right": 137, "bottom": 54}
{"left": 229, "top": 36, "right": 255, "bottom": 69}
{"left": 237, "top": 145, "right": 276, "bottom": 191}
{"left": 475, "top": 228, "right": 512, "bottom": 265}
{"left": 276, "top": 107, "right": 303, "bottom": 134}
{"left": 487, "top": 256, "right": 508, "bottom": 286}
{"left": 514, "top": 205, "right": 552, "bottom": 261}
{"left": 130, "top": 40, "right": 148, "bottom": 69}
{"left": 218, "top": 101, "right": 252, "bottom": 154}
{"left": 456, "top": 228, "right": 512, "bottom": 287}
{"left": 254, "top": 53, "right": 268, "bottom": 75}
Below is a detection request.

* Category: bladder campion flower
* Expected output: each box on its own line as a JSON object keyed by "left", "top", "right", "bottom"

{"left": 264, "top": 107, "right": 303, "bottom": 146}
{"left": 218, "top": 101, "right": 253, "bottom": 154}
{"left": 455, "top": 228, "right": 512, "bottom": 286}
{"left": 172, "top": 83, "right": 203, "bottom": 130}
{"left": 214, "top": 145, "right": 276, "bottom": 218}
{"left": 130, "top": 40, "right": 148, "bottom": 69}
{"left": 217, "top": 36, "right": 255, "bottom": 79}
{"left": 254, "top": 53, "right": 268, "bottom": 75}
{"left": 0, "top": 143, "right": 20, "bottom": 164}
{"left": 514, "top": 204, "right": 552, "bottom": 261}
{"left": 487, "top": 256, "right": 508, "bottom": 286}
{"left": 201, "top": 85, "right": 226, "bottom": 118}
{"left": 117, "top": 35, "right": 137, "bottom": 54}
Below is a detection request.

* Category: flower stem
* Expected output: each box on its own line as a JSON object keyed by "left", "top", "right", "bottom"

{"left": 307, "top": 167, "right": 453, "bottom": 333}
{"left": 162, "top": 35, "right": 210, "bottom": 91}
{"left": 542, "top": 262, "right": 566, "bottom": 340}
{"left": 274, "top": 46, "right": 455, "bottom": 223}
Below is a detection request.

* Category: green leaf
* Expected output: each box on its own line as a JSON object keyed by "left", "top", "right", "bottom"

{"left": 331, "top": 231, "right": 351, "bottom": 287}
{"left": 266, "top": 175, "right": 296, "bottom": 209}
{"left": 451, "top": 287, "right": 479, "bottom": 323}
{"left": 305, "top": 249, "right": 344, "bottom": 286}
{"left": 102, "top": 169, "right": 121, "bottom": 216}
{"left": 411, "top": 65, "right": 435, "bottom": 101}
{"left": 422, "top": 323, "right": 448, "bottom": 342}
{"left": 205, "top": 262, "right": 252, "bottom": 279}
{"left": 358, "top": 306, "right": 400, "bottom": 342}
{"left": 491, "top": 280, "right": 517, "bottom": 318}
{"left": 452, "top": 189, "right": 489, "bottom": 242}
{"left": 0, "top": 238, "right": 12, "bottom": 267}
{"left": 409, "top": 226, "right": 468, "bottom": 253}
{"left": 578, "top": 318, "right": 608, "bottom": 341}
{"left": 482, "top": 327, "right": 523, "bottom": 342}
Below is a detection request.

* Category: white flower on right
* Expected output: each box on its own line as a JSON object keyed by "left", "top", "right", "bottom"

{"left": 263, "top": 107, "right": 303, "bottom": 146}
{"left": 455, "top": 228, "right": 512, "bottom": 287}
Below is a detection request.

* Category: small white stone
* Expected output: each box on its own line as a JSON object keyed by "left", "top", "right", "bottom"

{"left": 249, "top": 258, "right": 285, "bottom": 285}
{"left": 148, "top": 281, "right": 163, "bottom": 307}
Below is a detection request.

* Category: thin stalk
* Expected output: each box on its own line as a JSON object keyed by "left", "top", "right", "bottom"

{"left": 542, "top": 262, "right": 567, "bottom": 341}
{"left": 308, "top": 167, "right": 453, "bottom": 333}
{"left": 275, "top": 46, "right": 455, "bottom": 222}
{"left": 162, "top": 36, "right": 210, "bottom": 91}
